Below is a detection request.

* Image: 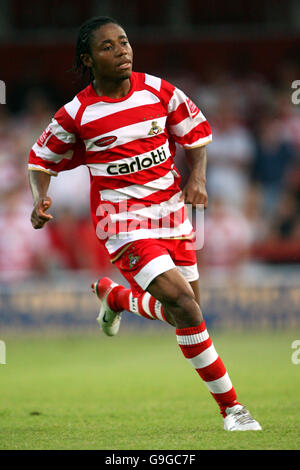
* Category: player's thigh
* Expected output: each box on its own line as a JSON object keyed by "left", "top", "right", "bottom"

{"left": 147, "top": 267, "right": 195, "bottom": 306}
{"left": 167, "top": 239, "right": 201, "bottom": 306}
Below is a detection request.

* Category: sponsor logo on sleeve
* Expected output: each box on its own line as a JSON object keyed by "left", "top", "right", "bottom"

{"left": 37, "top": 126, "right": 53, "bottom": 147}
{"left": 186, "top": 97, "right": 199, "bottom": 118}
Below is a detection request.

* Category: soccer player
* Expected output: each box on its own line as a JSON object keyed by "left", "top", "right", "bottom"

{"left": 28, "top": 16, "right": 262, "bottom": 431}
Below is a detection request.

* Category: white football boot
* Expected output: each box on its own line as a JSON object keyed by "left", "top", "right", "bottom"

{"left": 224, "top": 404, "right": 262, "bottom": 431}
{"left": 91, "top": 277, "right": 122, "bottom": 337}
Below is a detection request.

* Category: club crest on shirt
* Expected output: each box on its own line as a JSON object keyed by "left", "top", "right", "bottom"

{"left": 148, "top": 121, "right": 162, "bottom": 135}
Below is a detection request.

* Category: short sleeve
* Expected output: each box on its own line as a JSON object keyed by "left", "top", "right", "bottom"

{"left": 28, "top": 104, "right": 85, "bottom": 176}
{"left": 166, "top": 87, "right": 212, "bottom": 148}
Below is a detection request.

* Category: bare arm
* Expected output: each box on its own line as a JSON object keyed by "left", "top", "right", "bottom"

{"left": 28, "top": 170, "right": 53, "bottom": 229}
{"left": 179, "top": 145, "right": 208, "bottom": 208}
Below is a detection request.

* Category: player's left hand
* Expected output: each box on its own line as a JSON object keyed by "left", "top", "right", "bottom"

{"left": 178, "top": 175, "right": 208, "bottom": 209}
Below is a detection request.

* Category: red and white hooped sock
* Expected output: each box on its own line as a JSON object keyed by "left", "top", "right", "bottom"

{"left": 176, "top": 321, "right": 239, "bottom": 416}
{"left": 107, "top": 286, "right": 169, "bottom": 324}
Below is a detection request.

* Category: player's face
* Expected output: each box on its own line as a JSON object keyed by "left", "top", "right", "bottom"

{"left": 85, "top": 23, "right": 133, "bottom": 82}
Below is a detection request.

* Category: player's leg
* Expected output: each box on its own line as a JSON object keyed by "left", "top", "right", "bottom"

{"left": 147, "top": 267, "right": 261, "bottom": 430}
{"left": 91, "top": 246, "right": 261, "bottom": 430}
{"left": 189, "top": 279, "right": 201, "bottom": 307}
{"left": 94, "top": 256, "right": 238, "bottom": 414}
{"left": 146, "top": 267, "right": 202, "bottom": 328}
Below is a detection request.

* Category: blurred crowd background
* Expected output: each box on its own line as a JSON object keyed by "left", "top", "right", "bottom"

{"left": 0, "top": 0, "right": 300, "bottom": 286}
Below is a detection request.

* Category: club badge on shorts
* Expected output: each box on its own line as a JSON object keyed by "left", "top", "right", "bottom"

{"left": 128, "top": 252, "right": 140, "bottom": 269}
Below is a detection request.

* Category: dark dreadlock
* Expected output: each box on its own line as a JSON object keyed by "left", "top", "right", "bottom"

{"left": 73, "top": 16, "right": 121, "bottom": 84}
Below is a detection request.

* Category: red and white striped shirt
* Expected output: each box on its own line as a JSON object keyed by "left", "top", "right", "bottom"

{"left": 28, "top": 72, "right": 212, "bottom": 259}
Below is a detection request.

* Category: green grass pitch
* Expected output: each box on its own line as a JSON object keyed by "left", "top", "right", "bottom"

{"left": 0, "top": 328, "right": 299, "bottom": 450}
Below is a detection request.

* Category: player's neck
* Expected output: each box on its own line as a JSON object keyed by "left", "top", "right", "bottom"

{"left": 92, "top": 77, "right": 131, "bottom": 99}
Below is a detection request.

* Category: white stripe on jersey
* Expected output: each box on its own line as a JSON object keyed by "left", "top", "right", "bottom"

{"left": 50, "top": 119, "right": 76, "bottom": 144}
{"left": 88, "top": 142, "right": 171, "bottom": 176}
{"left": 144, "top": 74, "right": 161, "bottom": 91}
{"left": 109, "top": 193, "right": 184, "bottom": 222}
{"left": 168, "top": 111, "right": 206, "bottom": 137}
{"left": 64, "top": 96, "right": 81, "bottom": 120}
{"left": 167, "top": 87, "right": 187, "bottom": 114}
{"left": 81, "top": 89, "right": 160, "bottom": 125}
{"left": 99, "top": 170, "right": 175, "bottom": 203}
{"left": 64, "top": 96, "right": 81, "bottom": 119}
{"left": 84, "top": 116, "right": 167, "bottom": 152}
{"left": 32, "top": 142, "right": 74, "bottom": 163}
{"left": 104, "top": 218, "right": 193, "bottom": 254}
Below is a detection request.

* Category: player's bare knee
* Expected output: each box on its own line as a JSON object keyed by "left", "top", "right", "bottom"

{"left": 164, "top": 291, "right": 203, "bottom": 327}
{"left": 164, "top": 289, "right": 197, "bottom": 314}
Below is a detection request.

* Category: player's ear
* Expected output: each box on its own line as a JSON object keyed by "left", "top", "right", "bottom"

{"left": 80, "top": 53, "right": 93, "bottom": 68}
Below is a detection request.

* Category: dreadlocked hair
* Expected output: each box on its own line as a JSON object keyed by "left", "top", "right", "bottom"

{"left": 73, "top": 16, "right": 121, "bottom": 84}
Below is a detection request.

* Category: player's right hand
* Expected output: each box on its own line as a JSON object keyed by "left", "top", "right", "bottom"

{"left": 31, "top": 196, "right": 53, "bottom": 229}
